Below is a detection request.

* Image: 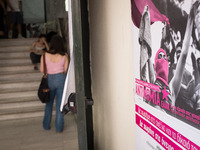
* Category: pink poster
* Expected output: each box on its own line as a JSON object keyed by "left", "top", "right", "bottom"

{"left": 132, "top": 0, "right": 200, "bottom": 149}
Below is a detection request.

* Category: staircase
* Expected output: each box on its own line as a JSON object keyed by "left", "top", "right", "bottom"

{"left": 0, "top": 38, "right": 46, "bottom": 121}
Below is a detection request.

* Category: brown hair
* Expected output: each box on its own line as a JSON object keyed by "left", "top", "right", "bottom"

{"left": 49, "top": 35, "right": 66, "bottom": 55}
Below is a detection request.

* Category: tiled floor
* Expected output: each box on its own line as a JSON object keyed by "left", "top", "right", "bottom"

{"left": 0, "top": 113, "right": 78, "bottom": 150}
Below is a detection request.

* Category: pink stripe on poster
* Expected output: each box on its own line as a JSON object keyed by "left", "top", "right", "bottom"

{"left": 136, "top": 114, "right": 182, "bottom": 150}
{"left": 136, "top": 105, "right": 200, "bottom": 150}
{"left": 135, "top": 78, "right": 160, "bottom": 91}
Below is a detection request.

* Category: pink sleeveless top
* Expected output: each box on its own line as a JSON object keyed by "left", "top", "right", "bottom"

{"left": 45, "top": 55, "right": 66, "bottom": 74}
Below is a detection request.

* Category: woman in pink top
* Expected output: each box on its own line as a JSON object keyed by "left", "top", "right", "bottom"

{"left": 40, "top": 35, "right": 69, "bottom": 132}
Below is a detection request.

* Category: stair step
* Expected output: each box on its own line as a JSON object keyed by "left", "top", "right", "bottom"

{"left": 0, "top": 110, "right": 56, "bottom": 121}
{"left": 0, "top": 111, "right": 43, "bottom": 121}
{"left": 0, "top": 45, "right": 30, "bottom": 52}
{"left": 0, "top": 38, "right": 48, "bottom": 121}
{"left": 0, "top": 69, "right": 38, "bottom": 75}
{"left": 0, "top": 64, "right": 39, "bottom": 72}
{"left": 0, "top": 58, "right": 32, "bottom": 66}
{"left": 0, "top": 101, "right": 44, "bottom": 115}
{"left": 0, "top": 72, "right": 42, "bottom": 82}
{"left": 0, "top": 87, "right": 38, "bottom": 95}
{"left": 0, "top": 38, "right": 36, "bottom": 46}
{"left": 0, "top": 79, "right": 41, "bottom": 85}
{"left": 0, "top": 91, "right": 38, "bottom": 100}
{"left": 0, "top": 51, "right": 30, "bottom": 59}
{"left": 0, "top": 100, "right": 42, "bottom": 110}
{"left": 0, "top": 96, "right": 38, "bottom": 104}
{"left": 0, "top": 83, "right": 39, "bottom": 93}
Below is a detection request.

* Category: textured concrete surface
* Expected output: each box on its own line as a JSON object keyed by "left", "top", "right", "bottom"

{"left": 0, "top": 113, "right": 78, "bottom": 150}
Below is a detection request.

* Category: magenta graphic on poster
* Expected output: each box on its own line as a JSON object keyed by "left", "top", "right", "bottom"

{"left": 136, "top": 105, "right": 200, "bottom": 150}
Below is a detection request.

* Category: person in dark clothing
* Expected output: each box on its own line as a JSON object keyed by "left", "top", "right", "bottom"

{"left": 0, "top": 0, "right": 6, "bottom": 38}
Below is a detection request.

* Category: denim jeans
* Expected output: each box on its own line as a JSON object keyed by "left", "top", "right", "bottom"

{"left": 43, "top": 73, "right": 66, "bottom": 132}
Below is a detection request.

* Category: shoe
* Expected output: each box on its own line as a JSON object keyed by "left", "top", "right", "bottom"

{"left": 18, "top": 34, "right": 24, "bottom": 39}
{"left": 56, "top": 130, "right": 63, "bottom": 133}
{"left": 8, "top": 30, "right": 12, "bottom": 39}
{"left": 34, "top": 66, "right": 38, "bottom": 70}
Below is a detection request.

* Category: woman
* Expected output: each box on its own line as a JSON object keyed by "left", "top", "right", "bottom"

{"left": 40, "top": 35, "right": 69, "bottom": 132}
{"left": 30, "top": 34, "right": 49, "bottom": 70}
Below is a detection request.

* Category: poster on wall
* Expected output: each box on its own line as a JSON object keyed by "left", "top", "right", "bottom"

{"left": 132, "top": 0, "right": 200, "bottom": 149}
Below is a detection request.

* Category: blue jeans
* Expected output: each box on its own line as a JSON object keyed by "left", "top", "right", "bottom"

{"left": 43, "top": 73, "right": 66, "bottom": 132}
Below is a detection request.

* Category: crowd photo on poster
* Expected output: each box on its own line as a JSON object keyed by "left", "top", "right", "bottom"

{"left": 132, "top": 0, "right": 200, "bottom": 130}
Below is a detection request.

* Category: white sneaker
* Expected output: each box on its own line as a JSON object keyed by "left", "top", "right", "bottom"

{"left": 8, "top": 30, "right": 12, "bottom": 39}
{"left": 18, "top": 34, "right": 24, "bottom": 39}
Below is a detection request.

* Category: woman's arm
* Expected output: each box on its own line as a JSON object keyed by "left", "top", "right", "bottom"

{"left": 0, "top": 0, "right": 6, "bottom": 14}
{"left": 170, "top": 6, "right": 194, "bottom": 105}
{"left": 30, "top": 41, "right": 36, "bottom": 52}
{"left": 41, "top": 38, "right": 49, "bottom": 51}
{"left": 64, "top": 54, "right": 69, "bottom": 73}
{"left": 6, "top": 0, "right": 14, "bottom": 11}
{"left": 148, "top": 57, "right": 155, "bottom": 84}
{"left": 40, "top": 54, "right": 44, "bottom": 73}
{"left": 18, "top": 0, "right": 22, "bottom": 12}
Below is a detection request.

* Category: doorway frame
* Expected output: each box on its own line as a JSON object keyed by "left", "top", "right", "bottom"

{"left": 71, "top": 0, "right": 94, "bottom": 149}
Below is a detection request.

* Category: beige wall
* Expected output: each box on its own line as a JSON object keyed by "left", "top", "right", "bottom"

{"left": 89, "top": 0, "right": 135, "bottom": 149}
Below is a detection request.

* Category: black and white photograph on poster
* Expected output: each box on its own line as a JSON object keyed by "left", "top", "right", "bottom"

{"left": 132, "top": 0, "right": 200, "bottom": 130}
